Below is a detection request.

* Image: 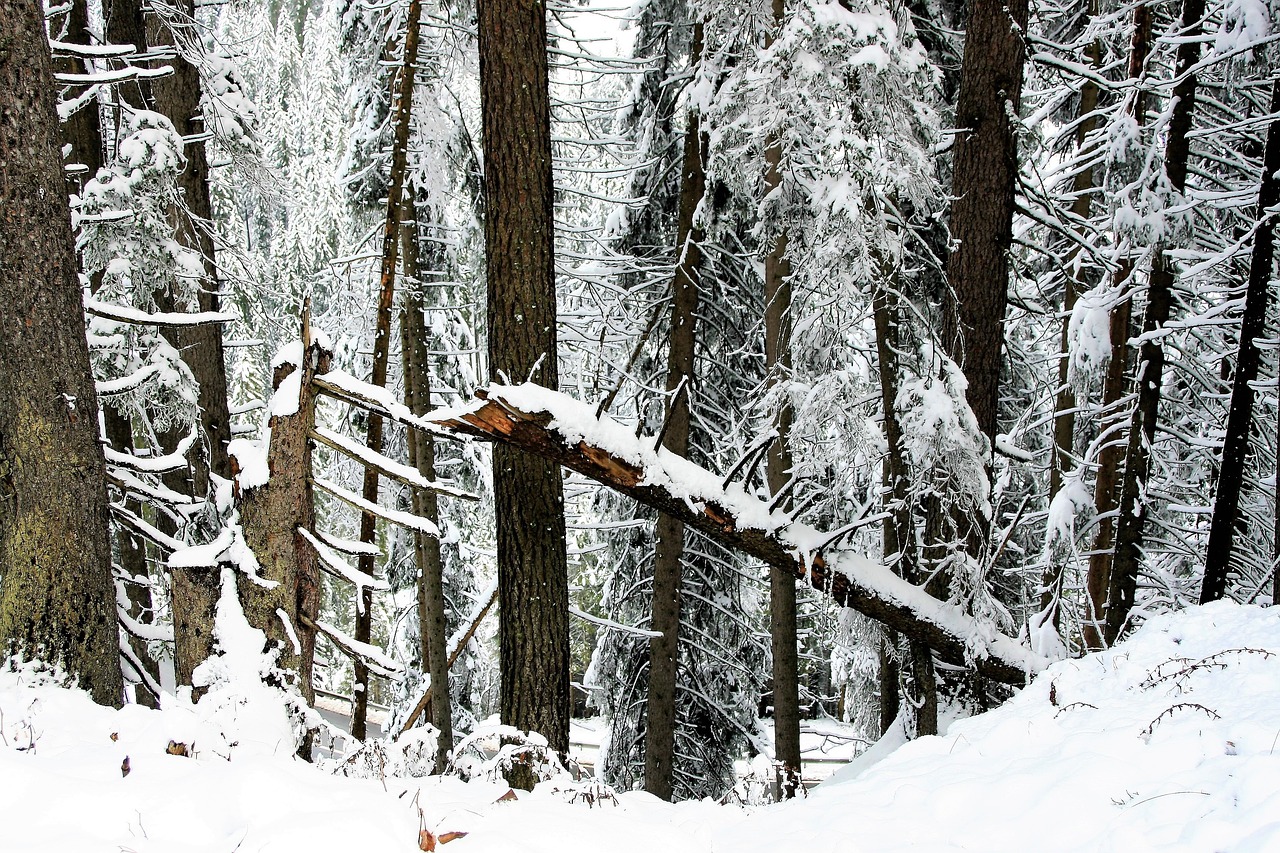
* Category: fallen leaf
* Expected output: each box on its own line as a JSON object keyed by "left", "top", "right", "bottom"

{"left": 166, "top": 740, "right": 189, "bottom": 757}
{"left": 440, "top": 831, "right": 469, "bottom": 844}
{"left": 121, "top": 756, "right": 131, "bottom": 777}
{"left": 418, "top": 829, "right": 436, "bottom": 851}
{"left": 109, "top": 732, "right": 118, "bottom": 742}
{"left": 495, "top": 789, "right": 518, "bottom": 803}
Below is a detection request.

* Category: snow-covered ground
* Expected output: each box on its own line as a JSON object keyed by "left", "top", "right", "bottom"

{"left": 4, "top": 600, "right": 1280, "bottom": 852}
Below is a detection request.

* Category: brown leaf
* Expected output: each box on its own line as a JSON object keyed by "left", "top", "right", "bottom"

{"left": 166, "top": 740, "right": 189, "bottom": 757}
{"left": 121, "top": 756, "right": 131, "bottom": 777}
{"left": 418, "top": 829, "right": 436, "bottom": 851}
{"left": 439, "top": 831, "right": 469, "bottom": 844}
{"left": 495, "top": 789, "right": 518, "bottom": 803}
{"left": 109, "top": 732, "right": 119, "bottom": 742}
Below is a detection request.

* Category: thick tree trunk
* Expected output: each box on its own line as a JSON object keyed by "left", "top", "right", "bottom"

{"left": 0, "top": 1, "right": 123, "bottom": 706}
{"left": 1105, "top": 0, "right": 1204, "bottom": 644}
{"left": 400, "top": 212, "right": 452, "bottom": 773}
{"left": 762, "top": 0, "right": 802, "bottom": 799}
{"left": 644, "top": 22, "right": 704, "bottom": 802}
{"left": 943, "top": 0, "right": 1029, "bottom": 447}
{"left": 232, "top": 339, "right": 327, "bottom": 706}
{"left": 478, "top": 0, "right": 571, "bottom": 786}
{"left": 352, "top": 0, "right": 424, "bottom": 741}
{"left": 1201, "top": 79, "right": 1280, "bottom": 603}
{"left": 1040, "top": 24, "right": 1102, "bottom": 626}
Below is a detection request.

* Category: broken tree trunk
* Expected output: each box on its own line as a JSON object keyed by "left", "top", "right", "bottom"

{"left": 231, "top": 334, "right": 328, "bottom": 704}
{"left": 429, "top": 386, "right": 1045, "bottom": 685}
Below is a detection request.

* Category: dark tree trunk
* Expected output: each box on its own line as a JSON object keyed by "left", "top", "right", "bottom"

{"left": 1201, "top": 79, "right": 1280, "bottom": 603}
{"left": 478, "top": 0, "right": 571, "bottom": 785}
{"left": 400, "top": 210, "right": 453, "bottom": 773}
{"left": 943, "top": 0, "right": 1029, "bottom": 449}
{"left": 127, "top": 0, "right": 232, "bottom": 689}
{"left": 645, "top": 24, "right": 704, "bottom": 800}
{"left": 1105, "top": 0, "right": 1204, "bottom": 644}
{"left": 0, "top": 0, "right": 123, "bottom": 706}
{"left": 762, "top": 0, "right": 802, "bottom": 799}
{"left": 233, "top": 337, "right": 327, "bottom": 707}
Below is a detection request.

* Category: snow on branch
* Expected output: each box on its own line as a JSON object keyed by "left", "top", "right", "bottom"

{"left": 307, "top": 617, "right": 404, "bottom": 680}
{"left": 309, "top": 425, "right": 477, "bottom": 501}
{"left": 85, "top": 297, "right": 237, "bottom": 328}
{"left": 428, "top": 383, "right": 1048, "bottom": 685}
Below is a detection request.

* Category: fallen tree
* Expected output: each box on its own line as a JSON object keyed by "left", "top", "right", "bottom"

{"left": 429, "top": 384, "right": 1047, "bottom": 685}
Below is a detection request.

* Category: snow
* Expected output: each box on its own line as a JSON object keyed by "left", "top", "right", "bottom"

{"left": 6, "top": 602, "right": 1280, "bottom": 851}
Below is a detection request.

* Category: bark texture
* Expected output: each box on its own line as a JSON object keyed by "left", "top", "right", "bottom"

{"left": 1200, "top": 79, "right": 1280, "bottom": 603}
{"left": 645, "top": 27, "right": 704, "bottom": 798}
{"left": 477, "top": 0, "right": 571, "bottom": 783}
{"left": 233, "top": 341, "right": 327, "bottom": 704}
{"left": 0, "top": 3, "right": 123, "bottom": 706}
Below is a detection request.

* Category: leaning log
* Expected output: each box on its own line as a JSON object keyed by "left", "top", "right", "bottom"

{"left": 429, "top": 384, "right": 1046, "bottom": 685}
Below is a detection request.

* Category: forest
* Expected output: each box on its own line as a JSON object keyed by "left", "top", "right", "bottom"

{"left": 0, "top": 0, "right": 1277, "bottom": 825}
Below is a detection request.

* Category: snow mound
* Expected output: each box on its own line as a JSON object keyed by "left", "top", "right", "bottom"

{"left": 3, "top": 601, "right": 1280, "bottom": 851}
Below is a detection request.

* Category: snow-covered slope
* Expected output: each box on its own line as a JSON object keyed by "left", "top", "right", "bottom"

{"left": 4, "top": 601, "right": 1279, "bottom": 852}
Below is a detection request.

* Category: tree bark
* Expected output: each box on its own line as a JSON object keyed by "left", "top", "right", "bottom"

{"left": 761, "top": 0, "right": 801, "bottom": 798}
{"left": 400, "top": 210, "right": 452, "bottom": 773}
{"left": 1105, "top": 0, "right": 1204, "bottom": 644}
{"left": 232, "top": 339, "right": 327, "bottom": 706}
{"left": 0, "top": 1, "right": 123, "bottom": 706}
{"left": 644, "top": 23, "right": 704, "bottom": 801}
{"left": 1200, "top": 79, "right": 1280, "bottom": 603}
{"left": 943, "top": 0, "right": 1029, "bottom": 447}
{"left": 477, "top": 0, "right": 571, "bottom": 786}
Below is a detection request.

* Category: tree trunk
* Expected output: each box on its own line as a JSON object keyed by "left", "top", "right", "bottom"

{"left": 874, "top": 281, "right": 938, "bottom": 736}
{"left": 129, "top": 0, "right": 232, "bottom": 689}
{"left": 352, "top": 0, "right": 424, "bottom": 741}
{"left": 761, "top": 0, "right": 802, "bottom": 799}
{"left": 1105, "top": 0, "right": 1204, "bottom": 644}
{"left": 477, "top": 0, "right": 571, "bottom": 786}
{"left": 644, "top": 22, "right": 704, "bottom": 801}
{"left": 233, "top": 337, "right": 328, "bottom": 707}
{"left": 400, "top": 210, "right": 452, "bottom": 773}
{"left": 944, "top": 0, "right": 1029, "bottom": 446}
{"left": 0, "top": 1, "right": 123, "bottom": 706}
{"left": 1081, "top": 2, "right": 1150, "bottom": 651}
{"left": 1040, "top": 21, "right": 1102, "bottom": 626}
{"left": 1200, "top": 79, "right": 1280, "bottom": 603}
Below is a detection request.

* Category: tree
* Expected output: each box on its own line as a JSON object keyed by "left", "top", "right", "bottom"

{"left": 1201, "top": 79, "right": 1280, "bottom": 603}
{"left": 645, "top": 20, "right": 705, "bottom": 801}
{"left": 0, "top": 0, "right": 124, "bottom": 707}
{"left": 477, "top": 0, "right": 571, "bottom": 783}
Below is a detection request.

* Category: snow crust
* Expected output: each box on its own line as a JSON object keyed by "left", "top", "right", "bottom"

{"left": 5, "top": 602, "right": 1280, "bottom": 851}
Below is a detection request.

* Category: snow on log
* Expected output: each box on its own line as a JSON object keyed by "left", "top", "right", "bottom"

{"left": 85, "top": 297, "right": 237, "bottom": 328}
{"left": 428, "top": 383, "right": 1047, "bottom": 685}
